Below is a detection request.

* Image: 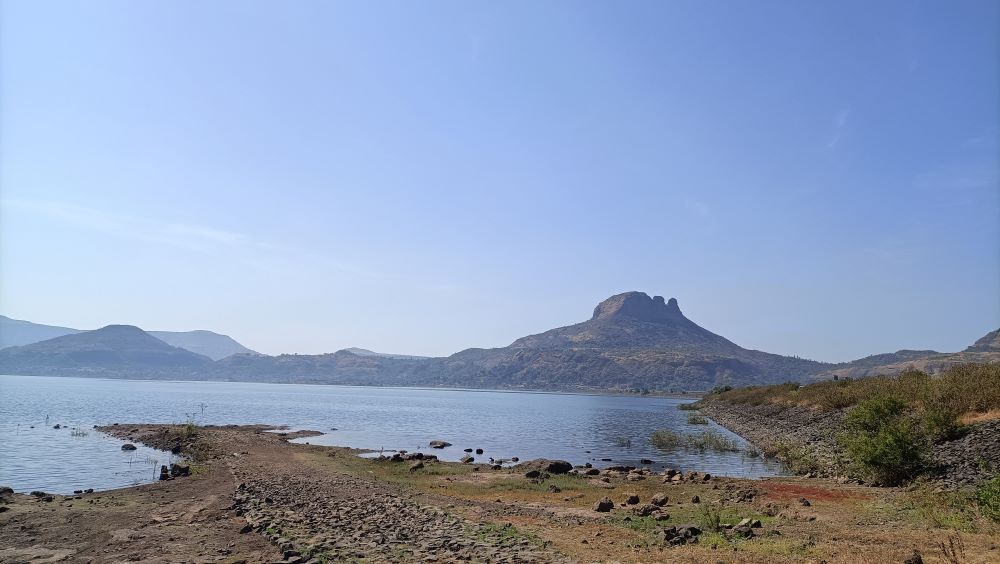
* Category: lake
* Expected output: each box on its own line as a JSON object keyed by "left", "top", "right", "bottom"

{"left": 0, "top": 374, "right": 783, "bottom": 494}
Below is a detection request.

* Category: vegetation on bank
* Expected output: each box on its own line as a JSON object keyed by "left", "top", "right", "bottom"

{"left": 649, "top": 429, "right": 740, "bottom": 452}
{"left": 706, "top": 363, "right": 1000, "bottom": 414}
{"left": 704, "top": 363, "right": 1000, "bottom": 488}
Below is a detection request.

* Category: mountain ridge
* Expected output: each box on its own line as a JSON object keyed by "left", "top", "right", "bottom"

{"left": 1, "top": 293, "right": 996, "bottom": 391}
{"left": 0, "top": 315, "right": 257, "bottom": 360}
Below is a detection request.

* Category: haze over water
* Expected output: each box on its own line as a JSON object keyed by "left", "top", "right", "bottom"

{"left": 0, "top": 374, "right": 781, "bottom": 493}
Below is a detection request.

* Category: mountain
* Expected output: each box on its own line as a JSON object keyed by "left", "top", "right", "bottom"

{"left": 0, "top": 315, "right": 80, "bottom": 349}
{"left": 0, "top": 315, "right": 257, "bottom": 360}
{"left": 211, "top": 292, "right": 829, "bottom": 391}
{"left": 149, "top": 330, "right": 258, "bottom": 360}
{"left": 0, "top": 325, "right": 213, "bottom": 376}
{"left": 965, "top": 329, "right": 1000, "bottom": 353}
{"left": 339, "top": 347, "right": 428, "bottom": 360}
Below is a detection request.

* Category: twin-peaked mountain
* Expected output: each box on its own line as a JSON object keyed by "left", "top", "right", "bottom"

{"left": 1, "top": 292, "right": 997, "bottom": 391}
{"left": 0, "top": 315, "right": 257, "bottom": 360}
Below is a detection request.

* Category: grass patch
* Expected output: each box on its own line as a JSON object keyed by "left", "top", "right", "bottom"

{"left": 677, "top": 402, "right": 700, "bottom": 411}
{"left": 614, "top": 436, "right": 632, "bottom": 448}
{"left": 686, "top": 414, "right": 709, "bottom": 425}
{"left": 649, "top": 429, "right": 740, "bottom": 452}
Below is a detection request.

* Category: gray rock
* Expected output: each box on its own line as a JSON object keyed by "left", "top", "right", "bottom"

{"left": 593, "top": 497, "right": 614, "bottom": 512}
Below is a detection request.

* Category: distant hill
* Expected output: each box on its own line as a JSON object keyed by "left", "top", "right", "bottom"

{"left": 339, "top": 347, "right": 428, "bottom": 360}
{"left": 0, "top": 315, "right": 257, "bottom": 360}
{"left": 0, "top": 325, "right": 213, "bottom": 377}
{"left": 150, "top": 330, "right": 258, "bottom": 360}
{"left": 965, "top": 329, "right": 1000, "bottom": 353}
{"left": 0, "top": 315, "right": 80, "bottom": 349}
{"left": 815, "top": 328, "right": 1000, "bottom": 380}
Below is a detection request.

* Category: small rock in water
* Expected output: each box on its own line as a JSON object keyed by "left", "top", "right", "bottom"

{"left": 428, "top": 440, "right": 451, "bottom": 449}
{"left": 460, "top": 454, "right": 474, "bottom": 464}
{"left": 121, "top": 443, "right": 137, "bottom": 451}
{"left": 475, "top": 448, "right": 484, "bottom": 455}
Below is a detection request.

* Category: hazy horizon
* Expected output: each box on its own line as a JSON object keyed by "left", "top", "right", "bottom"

{"left": 2, "top": 1, "right": 998, "bottom": 362}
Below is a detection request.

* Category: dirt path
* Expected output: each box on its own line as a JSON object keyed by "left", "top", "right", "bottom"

{"left": 2, "top": 424, "right": 999, "bottom": 563}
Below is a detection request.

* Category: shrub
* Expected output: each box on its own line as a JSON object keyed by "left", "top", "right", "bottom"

{"left": 976, "top": 475, "right": 1000, "bottom": 523}
{"left": 677, "top": 402, "right": 699, "bottom": 411}
{"left": 840, "top": 396, "right": 924, "bottom": 485}
{"left": 686, "top": 414, "right": 709, "bottom": 425}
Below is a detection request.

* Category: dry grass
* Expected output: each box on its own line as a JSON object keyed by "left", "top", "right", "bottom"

{"left": 708, "top": 363, "right": 1000, "bottom": 415}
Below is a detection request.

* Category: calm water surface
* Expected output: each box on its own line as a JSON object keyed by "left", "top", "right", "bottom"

{"left": 0, "top": 374, "right": 782, "bottom": 493}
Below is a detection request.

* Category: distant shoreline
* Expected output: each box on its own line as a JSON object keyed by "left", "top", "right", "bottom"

{"left": 0, "top": 372, "right": 705, "bottom": 399}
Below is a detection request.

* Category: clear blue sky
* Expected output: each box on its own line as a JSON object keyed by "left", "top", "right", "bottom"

{"left": 1, "top": 0, "right": 997, "bottom": 361}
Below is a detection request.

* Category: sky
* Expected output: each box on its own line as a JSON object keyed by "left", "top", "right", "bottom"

{"left": 1, "top": 0, "right": 997, "bottom": 362}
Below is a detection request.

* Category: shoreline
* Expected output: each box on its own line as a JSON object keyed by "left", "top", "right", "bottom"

{"left": 2, "top": 423, "right": 997, "bottom": 563}
{"left": 0, "top": 372, "right": 705, "bottom": 399}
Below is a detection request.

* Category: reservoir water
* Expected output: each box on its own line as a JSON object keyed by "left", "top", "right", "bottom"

{"left": 0, "top": 374, "right": 783, "bottom": 494}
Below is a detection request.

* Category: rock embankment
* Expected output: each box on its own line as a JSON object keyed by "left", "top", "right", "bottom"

{"left": 698, "top": 400, "right": 848, "bottom": 476}
{"left": 700, "top": 400, "right": 1000, "bottom": 488}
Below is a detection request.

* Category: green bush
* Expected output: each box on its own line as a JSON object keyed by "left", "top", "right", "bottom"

{"left": 840, "top": 396, "right": 925, "bottom": 485}
{"left": 976, "top": 475, "right": 1000, "bottom": 523}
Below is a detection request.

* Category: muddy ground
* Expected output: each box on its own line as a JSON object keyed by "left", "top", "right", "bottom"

{"left": 1, "top": 424, "right": 997, "bottom": 563}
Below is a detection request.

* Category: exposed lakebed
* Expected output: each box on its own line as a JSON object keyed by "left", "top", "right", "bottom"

{"left": 0, "top": 374, "right": 783, "bottom": 493}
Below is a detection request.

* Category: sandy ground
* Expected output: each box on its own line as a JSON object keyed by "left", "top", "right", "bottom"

{"left": 1, "top": 424, "right": 998, "bottom": 563}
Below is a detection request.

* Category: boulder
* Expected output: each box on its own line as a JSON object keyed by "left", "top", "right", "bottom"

{"left": 593, "top": 497, "right": 614, "bottom": 512}
{"left": 475, "top": 448, "right": 484, "bottom": 455}
{"left": 429, "top": 440, "right": 451, "bottom": 449}
{"left": 169, "top": 463, "right": 191, "bottom": 477}
{"left": 690, "top": 495, "right": 700, "bottom": 504}
{"left": 731, "top": 525, "right": 754, "bottom": 539}
{"left": 460, "top": 455, "right": 474, "bottom": 464}
{"left": 409, "top": 461, "right": 424, "bottom": 471}
{"left": 625, "top": 493, "right": 640, "bottom": 505}
{"left": 650, "top": 493, "right": 669, "bottom": 506}
{"left": 632, "top": 504, "right": 658, "bottom": 517}
{"left": 639, "top": 458, "right": 653, "bottom": 465}
{"left": 121, "top": 443, "right": 137, "bottom": 451}
{"left": 515, "top": 459, "right": 573, "bottom": 475}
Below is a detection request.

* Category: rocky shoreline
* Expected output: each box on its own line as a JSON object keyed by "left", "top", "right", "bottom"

{"left": 700, "top": 399, "right": 1000, "bottom": 488}
{"left": 3, "top": 423, "right": 1000, "bottom": 562}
